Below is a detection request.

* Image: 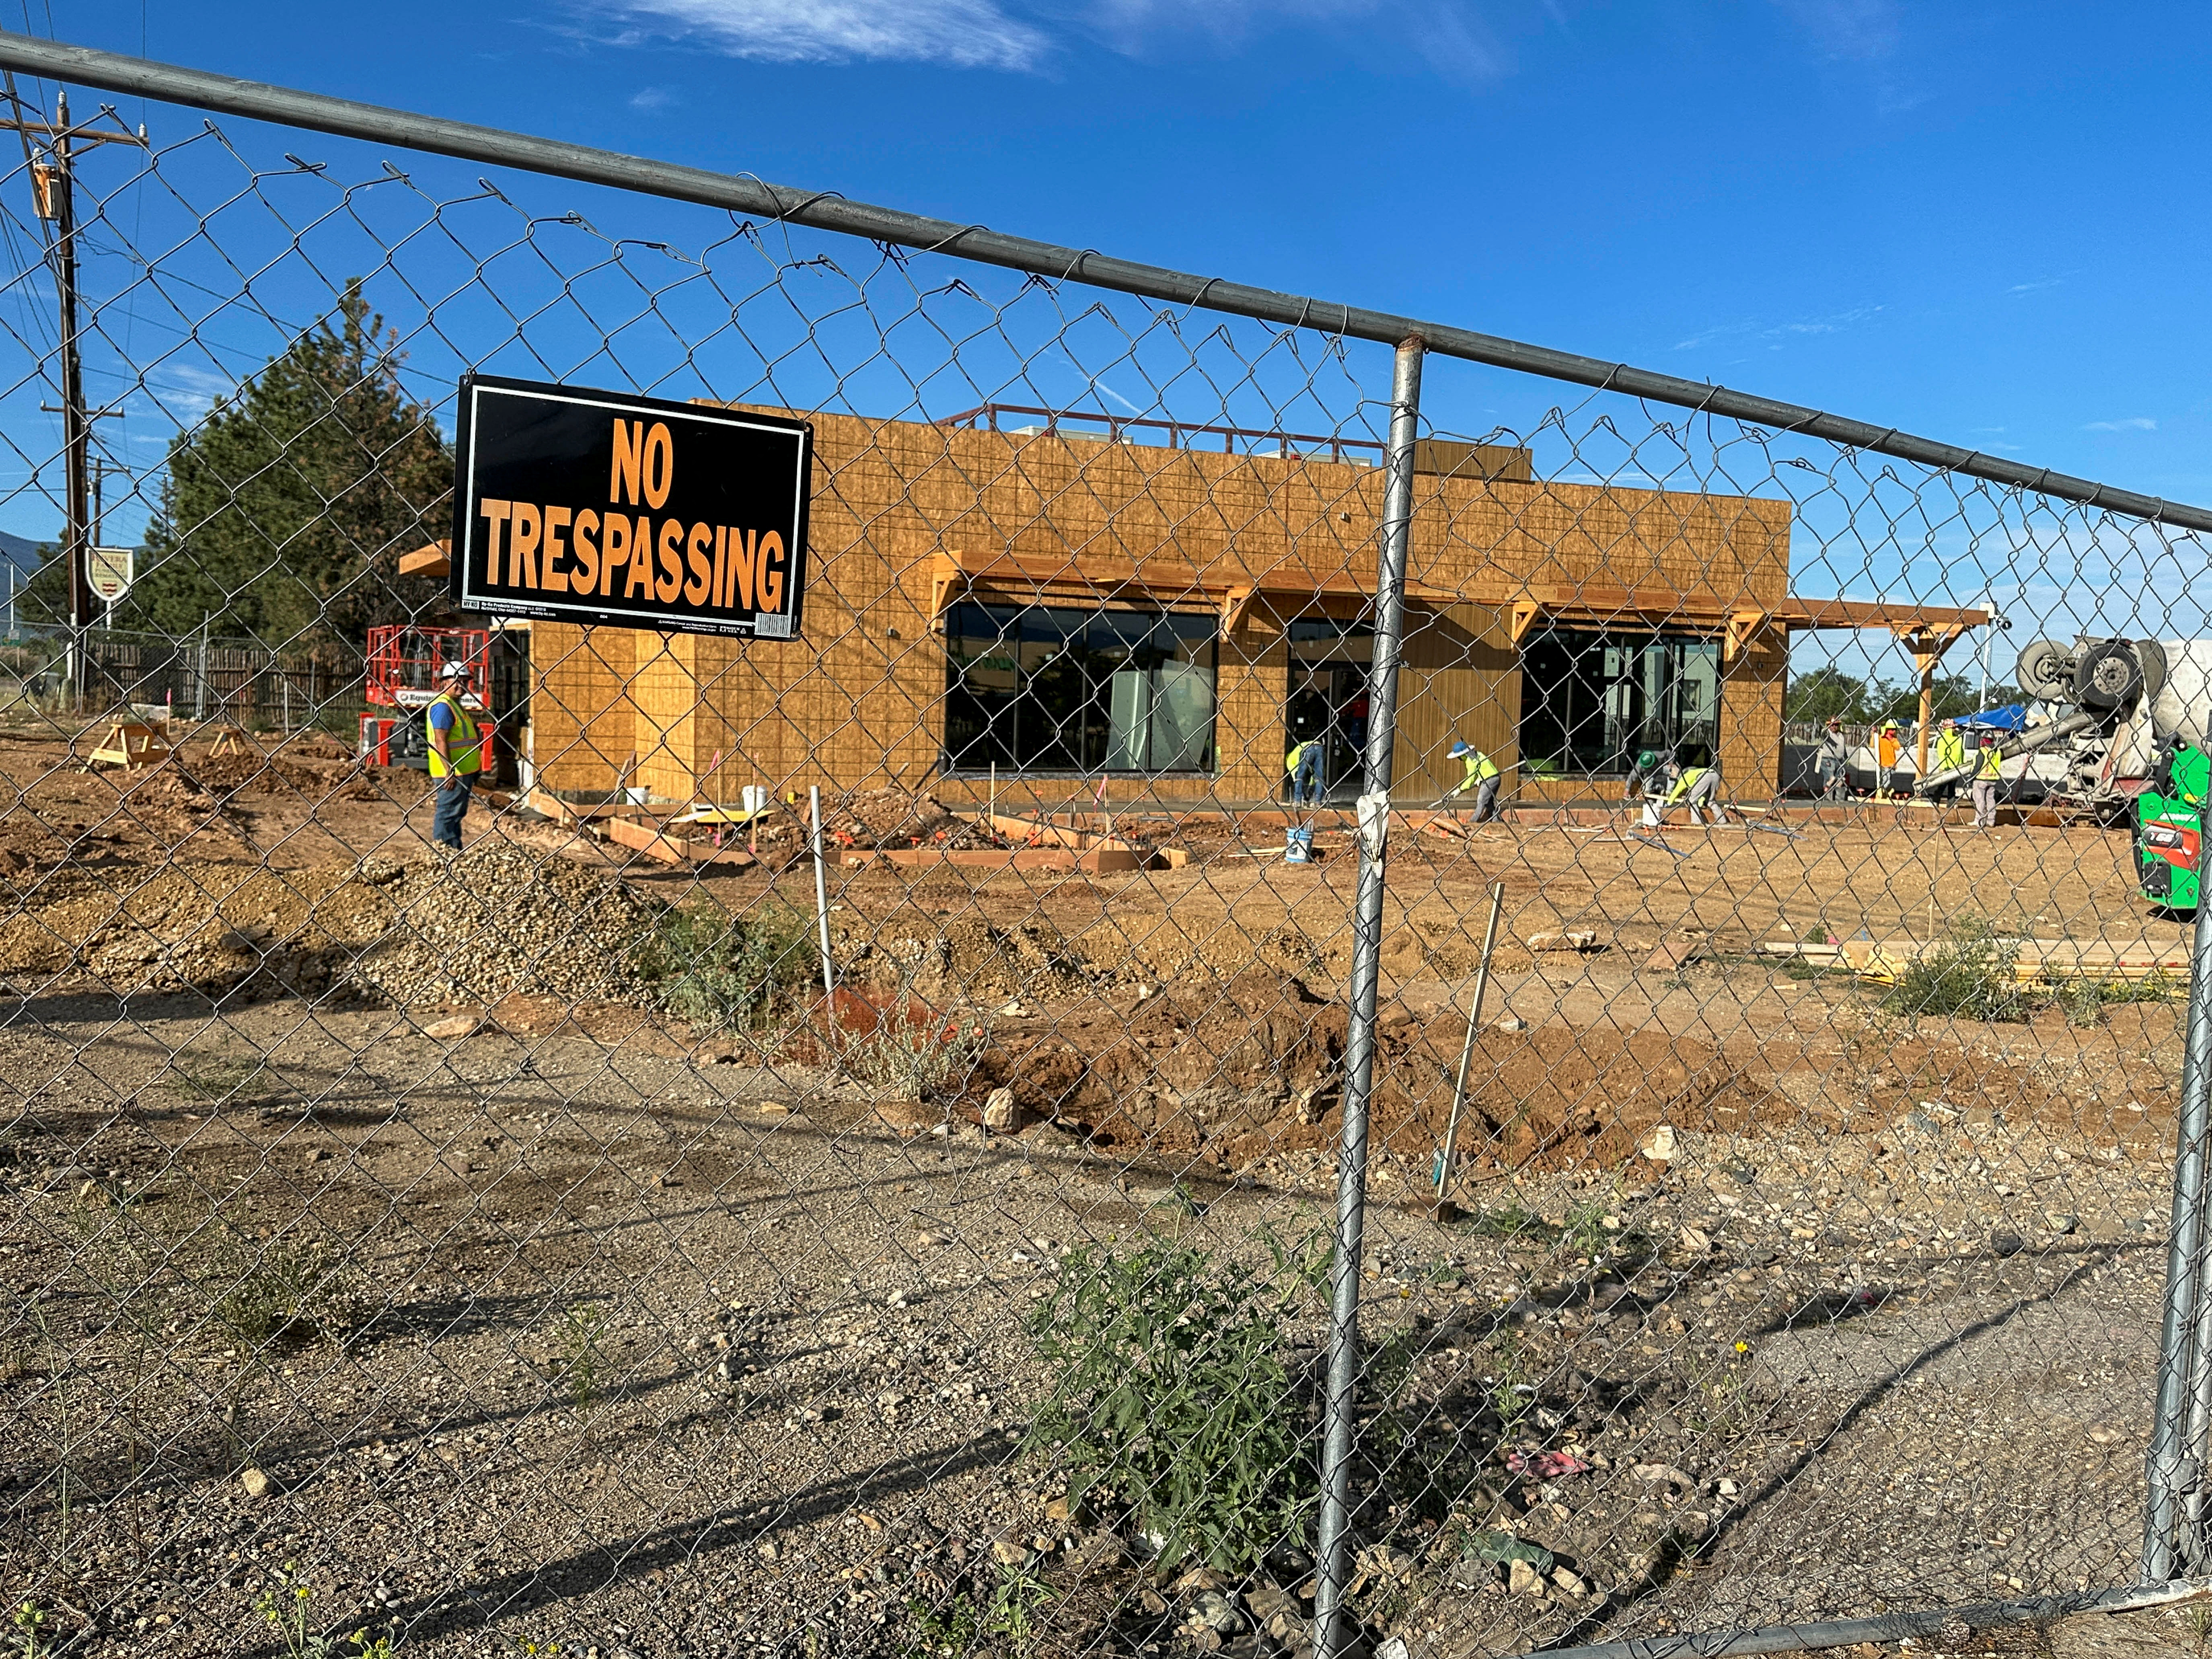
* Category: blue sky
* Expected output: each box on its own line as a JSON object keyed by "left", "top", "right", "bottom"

{"left": 1, "top": 0, "right": 2205, "bottom": 660}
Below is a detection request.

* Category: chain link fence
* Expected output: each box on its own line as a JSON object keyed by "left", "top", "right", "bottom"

{"left": 3, "top": 35, "right": 2212, "bottom": 1659}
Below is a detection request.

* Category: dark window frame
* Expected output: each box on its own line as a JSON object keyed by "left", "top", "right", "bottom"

{"left": 1516, "top": 625, "right": 1721, "bottom": 778}
{"left": 940, "top": 600, "right": 1221, "bottom": 777}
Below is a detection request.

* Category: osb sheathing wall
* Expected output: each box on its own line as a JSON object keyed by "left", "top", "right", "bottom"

{"left": 529, "top": 412, "right": 1793, "bottom": 804}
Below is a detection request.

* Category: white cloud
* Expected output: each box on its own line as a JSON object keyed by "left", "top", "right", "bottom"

{"left": 1672, "top": 304, "right": 1883, "bottom": 353}
{"left": 1083, "top": 0, "right": 1508, "bottom": 80}
{"left": 2083, "top": 417, "right": 2158, "bottom": 433}
{"left": 1771, "top": 0, "right": 1899, "bottom": 62}
{"left": 593, "top": 0, "right": 1511, "bottom": 80}
{"left": 605, "top": 0, "right": 1051, "bottom": 68}
{"left": 629, "top": 85, "right": 681, "bottom": 110}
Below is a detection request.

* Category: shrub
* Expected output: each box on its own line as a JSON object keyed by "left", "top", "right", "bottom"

{"left": 640, "top": 900, "right": 809, "bottom": 1032}
{"left": 831, "top": 997, "right": 989, "bottom": 1102}
{"left": 191, "top": 1225, "right": 362, "bottom": 1347}
{"left": 2057, "top": 968, "right": 2175, "bottom": 1027}
{"left": 1026, "top": 1242, "right": 1316, "bottom": 1574}
{"left": 1881, "top": 919, "right": 2026, "bottom": 1022}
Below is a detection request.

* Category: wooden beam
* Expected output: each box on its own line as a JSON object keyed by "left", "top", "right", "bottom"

{"left": 1724, "top": 609, "right": 1769, "bottom": 663}
{"left": 928, "top": 551, "right": 965, "bottom": 631}
{"left": 1509, "top": 599, "right": 1544, "bottom": 646}
{"left": 399, "top": 539, "right": 451, "bottom": 578}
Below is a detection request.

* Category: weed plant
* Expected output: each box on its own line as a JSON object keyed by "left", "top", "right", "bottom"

{"left": 2056, "top": 968, "right": 2175, "bottom": 1028}
{"left": 641, "top": 899, "right": 809, "bottom": 1033}
{"left": 837, "top": 1003, "right": 990, "bottom": 1102}
{"left": 256, "top": 1565, "right": 395, "bottom": 1659}
{"left": 1882, "top": 919, "right": 2027, "bottom": 1022}
{"left": 193, "top": 1226, "right": 362, "bottom": 1346}
{"left": 907, "top": 1562, "right": 1056, "bottom": 1657}
{"left": 552, "top": 1302, "right": 611, "bottom": 1412}
{"left": 1027, "top": 1240, "right": 1317, "bottom": 1574}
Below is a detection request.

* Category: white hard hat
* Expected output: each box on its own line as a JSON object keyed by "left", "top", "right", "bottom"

{"left": 439, "top": 660, "right": 469, "bottom": 679}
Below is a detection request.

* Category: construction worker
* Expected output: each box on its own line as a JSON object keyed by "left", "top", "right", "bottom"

{"left": 1876, "top": 723, "right": 1902, "bottom": 799}
{"left": 1447, "top": 740, "right": 1502, "bottom": 822}
{"left": 426, "top": 658, "right": 485, "bottom": 851}
{"left": 1932, "top": 717, "right": 1967, "bottom": 807}
{"left": 1286, "top": 736, "right": 1325, "bottom": 808}
{"left": 1815, "top": 717, "right": 1850, "bottom": 800}
{"left": 1971, "top": 730, "right": 2004, "bottom": 830}
{"left": 1664, "top": 757, "right": 1726, "bottom": 826}
{"left": 1624, "top": 748, "right": 1661, "bottom": 805}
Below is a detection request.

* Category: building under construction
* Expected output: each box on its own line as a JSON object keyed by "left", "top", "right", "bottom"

{"left": 523, "top": 405, "right": 1988, "bottom": 811}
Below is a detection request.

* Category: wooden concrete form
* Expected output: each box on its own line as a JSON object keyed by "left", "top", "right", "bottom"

{"left": 529, "top": 411, "right": 1860, "bottom": 808}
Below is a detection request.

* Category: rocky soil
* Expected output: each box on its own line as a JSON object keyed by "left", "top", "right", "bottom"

{"left": 0, "top": 731, "right": 2191, "bottom": 1656}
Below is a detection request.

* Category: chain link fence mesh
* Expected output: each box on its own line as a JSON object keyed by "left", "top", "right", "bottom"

{"left": 0, "top": 78, "right": 2204, "bottom": 1659}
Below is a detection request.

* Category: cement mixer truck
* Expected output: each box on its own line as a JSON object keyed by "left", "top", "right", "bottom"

{"left": 1915, "top": 636, "right": 2211, "bottom": 907}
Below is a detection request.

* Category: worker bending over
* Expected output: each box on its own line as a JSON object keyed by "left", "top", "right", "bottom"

{"left": 1651, "top": 756, "right": 1725, "bottom": 826}
{"left": 1446, "top": 740, "right": 1503, "bottom": 822}
{"left": 1285, "top": 737, "right": 1325, "bottom": 808}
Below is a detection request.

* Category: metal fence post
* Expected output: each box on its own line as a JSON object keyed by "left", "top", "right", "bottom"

{"left": 2144, "top": 823, "right": 2212, "bottom": 1581}
{"left": 1314, "top": 333, "right": 1423, "bottom": 1659}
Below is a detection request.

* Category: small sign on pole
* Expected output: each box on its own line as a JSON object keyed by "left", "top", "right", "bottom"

{"left": 88, "top": 545, "right": 132, "bottom": 604}
{"left": 450, "top": 374, "right": 813, "bottom": 640}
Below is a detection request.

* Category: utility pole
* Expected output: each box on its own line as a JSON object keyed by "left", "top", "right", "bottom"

{"left": 0, "top": 85, "right": 145, "bottom": 703}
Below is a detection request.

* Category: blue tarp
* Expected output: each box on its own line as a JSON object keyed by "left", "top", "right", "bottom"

{"left": 1961, "top": 703, "right": 2029, "bottom": 732}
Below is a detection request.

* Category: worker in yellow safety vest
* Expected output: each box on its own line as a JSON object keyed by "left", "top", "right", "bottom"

{"left": 1447, "top": 740, "right": 1503, "bottom": 822}
{"left": 1655, "top": 755, "right": 1726, "bottom": 826}
{"left": 1931, "top": 717, "right": 1967, "bottom": 807}
{"left": 426, "top": 658, "right": 485, "bottom": 851}
{"left": 1971, "top": 730, "right": 2004, "bottom": 831}
{"left": 1286, "top": 737, "right": 1325, "bottom": 808}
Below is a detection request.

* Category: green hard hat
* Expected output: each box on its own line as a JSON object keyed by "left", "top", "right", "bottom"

{"left": 1636, "top": 750, "right": 1657, "bottom": 770}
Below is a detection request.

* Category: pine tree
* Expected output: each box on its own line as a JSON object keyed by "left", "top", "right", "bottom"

{"left": 30, "top": 279, "right": 453, "bottom": 647}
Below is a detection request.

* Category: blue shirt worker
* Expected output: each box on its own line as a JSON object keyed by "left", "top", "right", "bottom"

{"left": 1447, "top": 740, "right": 1502, "bottom": 822}
{"left": 1286, "top": 737, "right": 1325, "bottom": 808}
{"left": 426, "top": 659, "right": 486, "bottom": 851}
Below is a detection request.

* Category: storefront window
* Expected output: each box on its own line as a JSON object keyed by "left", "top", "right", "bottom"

{"left": 1517, "top": 627, "right": 1719, "bottom": 776}
{"left": 943, "top": 602, "right": 1218, "bottom": 774}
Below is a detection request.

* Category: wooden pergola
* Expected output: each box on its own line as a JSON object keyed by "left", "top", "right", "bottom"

{"left": 1763, "top": 596, "right": 1992, "bottom": 774}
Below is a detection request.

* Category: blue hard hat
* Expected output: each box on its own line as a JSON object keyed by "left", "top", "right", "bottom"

{"left": 1448, "top": 740, "right": 1473, "bottom": 758}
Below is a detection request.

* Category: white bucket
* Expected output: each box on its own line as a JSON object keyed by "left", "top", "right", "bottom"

{"left": 624, "top": 785, "right": 649, "bottom": 806}
{"left": 741, "top": 784, "right": 769, "bottom": 814}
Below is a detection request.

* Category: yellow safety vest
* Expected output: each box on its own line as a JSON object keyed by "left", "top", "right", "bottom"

{"left": 426, "top": 692, "right": 484, "bottom": 779}
{"left": 1463, "top": 751, "right": 1500, "bottom": 783}
{"left": 1286, "top": 741, "right": 1317, "bottom": 775}
{"left": 1935, "top": 729, "right": 1966, "bottom": 772}
{"left": 1975, "top": 744, "right": 2003, "bottom": 781}
{"left": 1667, "top": 765, "right": 1707, "bottom": 802}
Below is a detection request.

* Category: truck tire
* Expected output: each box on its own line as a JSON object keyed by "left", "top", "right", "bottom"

{"left": 2015, "top": 639, "right": 2073, "bottom": 700}
{"left": 2137, "top": 638, "right": 2169, "bottom": 700}
{"left": 2075, "top": 639, "right": 2143, "bottom": 711}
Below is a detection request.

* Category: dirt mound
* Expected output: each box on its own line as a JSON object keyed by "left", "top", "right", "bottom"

{"left": 845, "top": 915, "right": 1093, "bottom": 1003}
{"left": 346, "top": 843, "right": 660, "bottom": 1008}
{"left": 0, "top": 857, "right": 397, "bottom": 993}
{"left": 825, "top": 788, "right": 956, "bottom": 850}
{"left": 1367, "top": 1022, "right": 1759, "bottom": 1173}
{"left": 984, "top": 967, "right": 1347, "bottom": 1148}
{"left": 183, "top": 749, "right": 380, "bottom": 802}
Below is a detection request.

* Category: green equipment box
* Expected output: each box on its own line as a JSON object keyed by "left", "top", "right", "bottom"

{"left": 2138, "top": 743, "right": 2209, "bottom": 910}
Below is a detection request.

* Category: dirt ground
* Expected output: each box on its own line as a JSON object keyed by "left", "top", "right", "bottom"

{"left": 0, "top": 720, "right": 2192, "bottom": 1658}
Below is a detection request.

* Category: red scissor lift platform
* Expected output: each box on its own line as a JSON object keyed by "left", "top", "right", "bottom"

{"left": 359, "top": 625, "right": 498, "bottom": 769}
